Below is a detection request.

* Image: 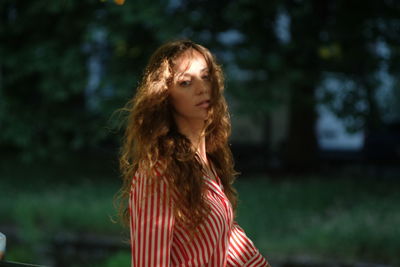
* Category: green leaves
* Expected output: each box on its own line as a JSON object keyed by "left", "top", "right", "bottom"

{"left": 0, "top": 0, "right": 165, "bottom": 160}
{"left": 1, "top": 0, "right": 399, "bottom": 161}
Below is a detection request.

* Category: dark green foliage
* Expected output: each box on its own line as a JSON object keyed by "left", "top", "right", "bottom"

{"left": 0, "top": 0, "right": 172, "bottom": 161}
{"left": 1, "top": 0, "right": 399, "bottom": 164}
{"left": 1, "top": 1, "right": 101, "bottom": 160}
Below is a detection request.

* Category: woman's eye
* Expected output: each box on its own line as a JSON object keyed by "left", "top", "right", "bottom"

{"left": 179, "top": 80, "right": 191, "bottom": 87}
{"left": 202, "top": 75, "right": 210, "bottom": 80}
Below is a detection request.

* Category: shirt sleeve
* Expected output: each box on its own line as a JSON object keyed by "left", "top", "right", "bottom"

{"left": 129, "top": 171, "right": 174, "bottom": 267}
{"left": 227, "top": 221, "right": 270, "bottom": 267}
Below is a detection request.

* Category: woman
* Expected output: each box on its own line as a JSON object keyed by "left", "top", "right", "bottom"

{"left": 119, "top": 40, "right": 270, "bottom": 266}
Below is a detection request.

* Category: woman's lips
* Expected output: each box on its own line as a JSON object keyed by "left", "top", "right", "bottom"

{"left": 196, "top": 100, "right": 210, "bottom": 108}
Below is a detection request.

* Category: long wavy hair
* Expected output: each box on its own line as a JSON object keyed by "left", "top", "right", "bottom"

{"left": 118, "top": 40, "right": 238, "bottom": 231}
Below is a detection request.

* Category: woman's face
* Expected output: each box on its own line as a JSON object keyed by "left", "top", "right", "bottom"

{"left": 169, "top": 49, "right": 211, "bottom": 125}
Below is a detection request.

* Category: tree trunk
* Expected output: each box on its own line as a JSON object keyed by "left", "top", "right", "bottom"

{"left": 283, "top": 0, "right": 327, "bottom": 171}
{"left": 284, "top": 80, "right": 318, "bottom": 171}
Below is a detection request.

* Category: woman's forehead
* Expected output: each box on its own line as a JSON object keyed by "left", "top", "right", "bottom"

{"left": 173, "top": 49, "right": 209, "bottom": 75}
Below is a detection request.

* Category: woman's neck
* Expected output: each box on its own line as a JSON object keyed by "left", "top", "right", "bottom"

{"left": 174, "top": 117, "right": 208, "bottom": 164}
{"left": 195, "top": 135, "right": 207, "bottom": 164}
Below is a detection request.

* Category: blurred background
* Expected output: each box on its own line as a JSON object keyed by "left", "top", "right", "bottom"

{"left": 1, "top": 0, "right": 399, "bottom": 266}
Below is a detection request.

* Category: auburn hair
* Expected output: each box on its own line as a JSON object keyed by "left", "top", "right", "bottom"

{"left": 118, "top": 40, "right": 238, "bottom": 231}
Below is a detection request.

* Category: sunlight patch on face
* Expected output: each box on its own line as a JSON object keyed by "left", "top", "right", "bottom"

{"left": 172, "top": 49, "right": 209, "bottom": 84}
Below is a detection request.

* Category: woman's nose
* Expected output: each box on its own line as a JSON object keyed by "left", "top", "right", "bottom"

{"left": 195, "top": 79, "right": 209, "bottom": 95}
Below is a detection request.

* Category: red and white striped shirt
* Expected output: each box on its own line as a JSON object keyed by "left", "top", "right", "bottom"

{"left": 129, "top": 167, "right": 269, "bottom": 267}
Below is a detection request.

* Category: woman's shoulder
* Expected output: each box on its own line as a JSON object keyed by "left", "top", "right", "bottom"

{"left": 131, "top": 161, "right": 173, "bottom": 197}
{"left": 132, "top": 160, "right": 167, "bottom": 184}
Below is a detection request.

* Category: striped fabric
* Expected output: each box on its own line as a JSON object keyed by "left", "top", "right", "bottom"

{"left": 129, "top": 167, "right": 270, "bottom": 267}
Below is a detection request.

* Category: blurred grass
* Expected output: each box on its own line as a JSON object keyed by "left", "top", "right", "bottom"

{"left": 235, "top": 175, "right": 400, "bottom": 265}
{"left": 99, "top": 251, "right": 131, "bottom": 267}
{"left": 0, "top": 153, "right": 399, "bottom": 265}
{"left": 0, "top": 152, "right": 121, "bottom": 236}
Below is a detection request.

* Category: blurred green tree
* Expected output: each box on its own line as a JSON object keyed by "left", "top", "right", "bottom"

{"left": 171, "top": 0, "right": 400, "bottom": 169}
{"left": 0, "top": 0, "right": 172, "bottom": 161}
{"left": 1, "top": 1, "right": 102, "bottom": 161}
{"left": 1, "top": 0, "right": 399, "bottom": 168}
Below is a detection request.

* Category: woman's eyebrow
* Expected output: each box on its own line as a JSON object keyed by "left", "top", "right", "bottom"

{"left": 175, "top": 67, "right": 209, "bottom": 80}
{"left": 176, "top": 73, "right": 191, "bottom": 80}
